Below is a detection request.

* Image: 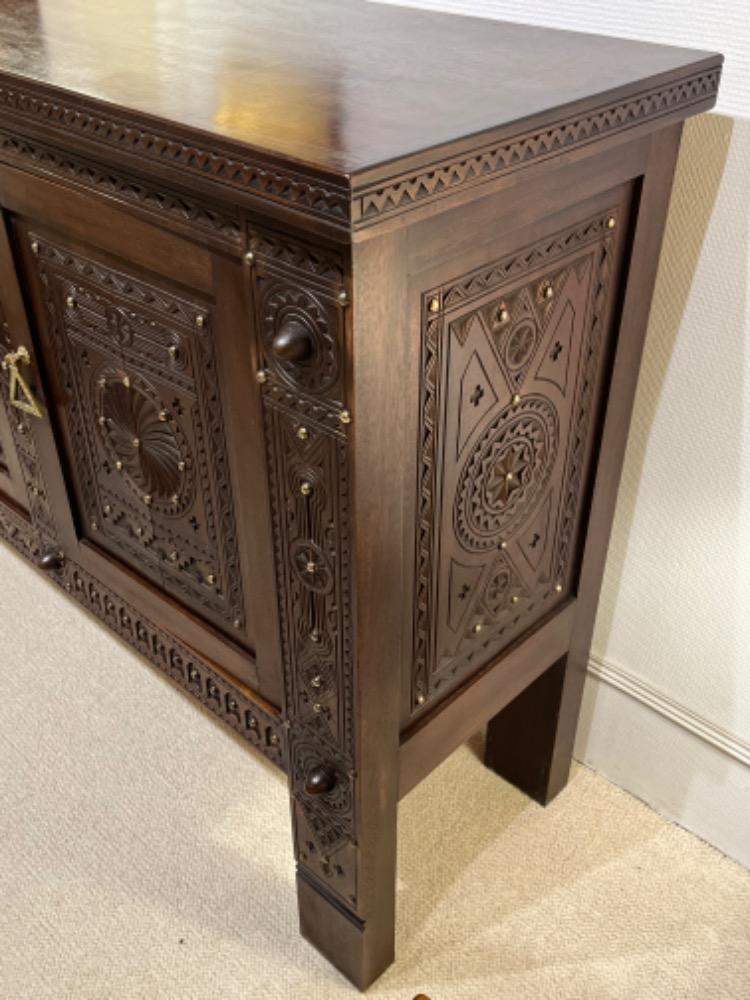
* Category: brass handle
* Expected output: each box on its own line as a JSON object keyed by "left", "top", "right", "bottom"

{"left": 2, "top": 345, "right": 43, "bottom": 418}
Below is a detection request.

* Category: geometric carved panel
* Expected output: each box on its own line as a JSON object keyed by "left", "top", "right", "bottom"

{"left": 413, "top": 207, "right": 623, "bottom": 712}
{"left": 28, "top": 234, "right": 247, "bottom": 640}
{"left": 249, "top": 222, "right": 356, "bottom": 908}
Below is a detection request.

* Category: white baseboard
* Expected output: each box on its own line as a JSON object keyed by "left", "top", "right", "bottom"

{"left": 587, "top": 654, "right": 750, "bottom": 767}
{"left": 574, "top": 656, "right": 750, "bottom": 869}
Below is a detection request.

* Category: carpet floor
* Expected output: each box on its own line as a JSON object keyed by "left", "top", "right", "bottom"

{"left": 1, "top": 540, "right": 749, "bottom": 1000}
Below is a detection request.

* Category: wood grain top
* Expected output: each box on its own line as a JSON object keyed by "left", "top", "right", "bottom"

{"left": 0, "top": 0, "right": 721, "bottom": 180}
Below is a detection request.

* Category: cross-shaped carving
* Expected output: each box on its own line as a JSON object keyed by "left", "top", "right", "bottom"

{"left": 470, "top": 384, "right": 485, "bottom": 407}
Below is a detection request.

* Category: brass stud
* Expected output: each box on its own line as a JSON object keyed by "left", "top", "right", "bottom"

{"left": 30, "top": 240, "right": 39, "bottom": 255}
{"left": 428, "top": 296, "right": 440, "bottom": 314}
{"left": 296, "top": 426, "right": 309, "bottom": 441}
{"left": 313, "top": 703, "right": 323, "bottom": 714}
{"left": 178, "top": 460, "right": 187, "bottom": 472}
{"left": 90, "top": 521, "right": 99, "bottom": 532}
{"left": 305, "top": 560, "right": 317, "bottom": 574}
{"left": 311, "top": 675, "right": 323, "bottom": 689}
{"left": 244, "top": 251, "right": 255, "bottom": 265}
{"left": 143, "top": 494, "right": 152, "bottom": 506}
{"left": 506, "top": 472, "right": 514, "bottom": 482}
{"left": 98, "top": 377, "right": 107, "bottom": 389}
{"left": 122, "top": 375, "right": 130, "bottom": 388}
{"left": 228, "top": 698, "right": 237, "bottom": 710}
{"left": 606, "top": 216, "right": 617, "bottom": 230}
{"left": 339, "top": 409, "right": 351, "bottom": 425}
{"left": 499, "top": 540, "right": 507, "bottom": 550}
{"left": 170, "top": 493, "right": 179, "bottom": 505}
{"left": 337, "top": 289, "right": 348, "bottom": 306}
{"left": 542, "top": 282, "right": 554, "bottom": 301}
{"left": 158, "top": 409, "right": 168, "bottom": 422}
{"left": 66, "top": 294, "right": 76, "bottom": 308}
{"left": 498, "top": 305, "right": 510, "bottom": 324}
{"left": 248, "top": 716, "right": 258, "bottom": 729}
{"left": 168, "top": 345, "right": 178, "bottom": 358}
{"left": 472, "top": 622, "right": 483, "bottom": 634}
{"left": 188, "top": 667, "right": 199, "bottom": 682}
{"left": 269, "top": 734, "right": 280, "bottom": 746}
{"left": 115, "top": 460, "right": 123, "bottom": 471}
{"left": 206, "top": 573, "right": 216, "bottom": 586}
{"left": 417, "top": 693, "right": 426, "bottom": 705}
{"left": 169, "top": 551, "right": 179, "bottom": 562}
{"left": 103, "top": 504, "right": 112, "bottom": 515}
{"left": 132, "top": 437, "right": 140, "bottom": 448}
{"left": 195, "top": 314, "right": 206, "bottom": 329}
{"left": 555, "top": 582, "right": 563, "bottom": 593}
{"left": 300, "top": 481, "right": 312, "bottom": 496}
{"left": 233, "top": 619, "right": 242, "bottom": 630}
{"left": 512, "top": 393, "right": 521, "bottom": 405}
{"left": 98, "top": 415, "right": 106, "bottom": 426}
{"left": 255, "top": 369, "right": 268, "bottom": 384}
{"left": 511, "top": 595, "right": 519, "bottom": 604}
{"left": 310, "top": 629, "right": 321, "bottom": 644}
{"left": 135, "top": 527, "right": 143, "bottom": 537}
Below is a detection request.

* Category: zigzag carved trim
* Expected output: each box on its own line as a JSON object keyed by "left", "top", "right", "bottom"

{"left": 0, "top": 67, "right": 719, "bottom": 231}
{"left": 353, "top": 68, "right": 720, "bottom": 226}
{"left": 0, "top": 78, "right": 350, "bottom": 227}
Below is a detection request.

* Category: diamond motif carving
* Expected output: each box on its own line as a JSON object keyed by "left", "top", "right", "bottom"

{"left": 413, "top": 208, "right": 620, "bottom": 709}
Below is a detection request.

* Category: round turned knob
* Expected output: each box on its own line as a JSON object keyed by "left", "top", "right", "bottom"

{"left": 38, "top": 549, "right": 65, "bottom": 572}
{"left": 305, "top": 765, "right": 337, "bottom": 797}
{"left": 271, "top": 318, "right": 313, "bottom": 364}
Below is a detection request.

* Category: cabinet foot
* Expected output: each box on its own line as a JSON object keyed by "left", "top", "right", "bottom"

{"left": 297, "top": 868, "right": 395, "bottom": 990}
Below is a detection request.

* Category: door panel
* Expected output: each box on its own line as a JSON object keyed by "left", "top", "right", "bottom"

{"left": 21, "top": 230, "right": 248, "bottom": 641}
{"left": 1, "top": 176, "right": 270, "bottom": 695}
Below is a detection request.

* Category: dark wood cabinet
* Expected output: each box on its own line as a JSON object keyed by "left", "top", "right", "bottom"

{"left": 0, "top": 0, "right": 721, "bottom": 989}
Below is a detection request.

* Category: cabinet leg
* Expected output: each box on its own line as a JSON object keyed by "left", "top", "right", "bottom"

{"left": 296, "top": 859, "right": 395, "bottom": 991}
{"left": 484, "top": 650, "right": 587, "bottom": 806}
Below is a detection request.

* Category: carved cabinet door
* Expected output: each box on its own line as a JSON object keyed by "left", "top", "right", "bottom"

{"left": 0, "top": 176, "right": 271, "bottom": 695}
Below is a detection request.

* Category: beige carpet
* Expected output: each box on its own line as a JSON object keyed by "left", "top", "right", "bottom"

{"left": 1, "top": 541, "right": 749, "bottom": 1000}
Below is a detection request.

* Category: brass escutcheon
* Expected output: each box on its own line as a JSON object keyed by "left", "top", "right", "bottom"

{"left": 1, "top": 345, "right": 43, "bottom": 418}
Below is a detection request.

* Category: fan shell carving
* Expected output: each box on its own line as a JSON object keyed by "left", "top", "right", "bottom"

{"left": 97, "top": 372, "right": 193, "bottom": 514}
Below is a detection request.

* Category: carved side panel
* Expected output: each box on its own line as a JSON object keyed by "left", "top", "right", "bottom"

{"left": 27, "top": 235, "right": 247, "bottom": 640}
{"left": 248, "top": 222, "right": 357, "bottom": 905}
{"left": 413, "top": 207, "right": 624, "bottom": 712}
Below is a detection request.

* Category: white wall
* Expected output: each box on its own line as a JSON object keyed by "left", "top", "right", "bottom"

{"left": 377, "top": 0, "right": 750, "bottom": 865}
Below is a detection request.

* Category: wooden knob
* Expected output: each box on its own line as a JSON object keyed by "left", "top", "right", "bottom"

{"left": 38, "top": 549, "right": 64, "bottom": 571}
{"left": 305, "top": 765, "right": 337, "bottom": 796}
{"left": 271, "top": 318, "right": 313, "bottom": 364}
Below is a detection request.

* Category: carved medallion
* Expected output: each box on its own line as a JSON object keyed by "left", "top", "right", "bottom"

{"left": 455, "top": 395, "right": 559, "bottom": 551}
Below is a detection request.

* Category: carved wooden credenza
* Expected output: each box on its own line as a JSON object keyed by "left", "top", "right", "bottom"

{"left": 0, "top": 1, "right": 721, "bottom": 989}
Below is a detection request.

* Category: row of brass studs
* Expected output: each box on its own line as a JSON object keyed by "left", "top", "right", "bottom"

{"left": 424, "top": 215, "right": 617, "bottom": 318}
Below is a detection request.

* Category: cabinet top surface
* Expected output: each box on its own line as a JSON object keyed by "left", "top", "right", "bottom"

{"left": 0, "top": 0, "right": 720, "bottom": 178}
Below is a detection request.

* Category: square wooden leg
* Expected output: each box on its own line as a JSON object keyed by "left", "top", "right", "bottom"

{"left": 484, "top": 652, "right": 585, "bottom": 805}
